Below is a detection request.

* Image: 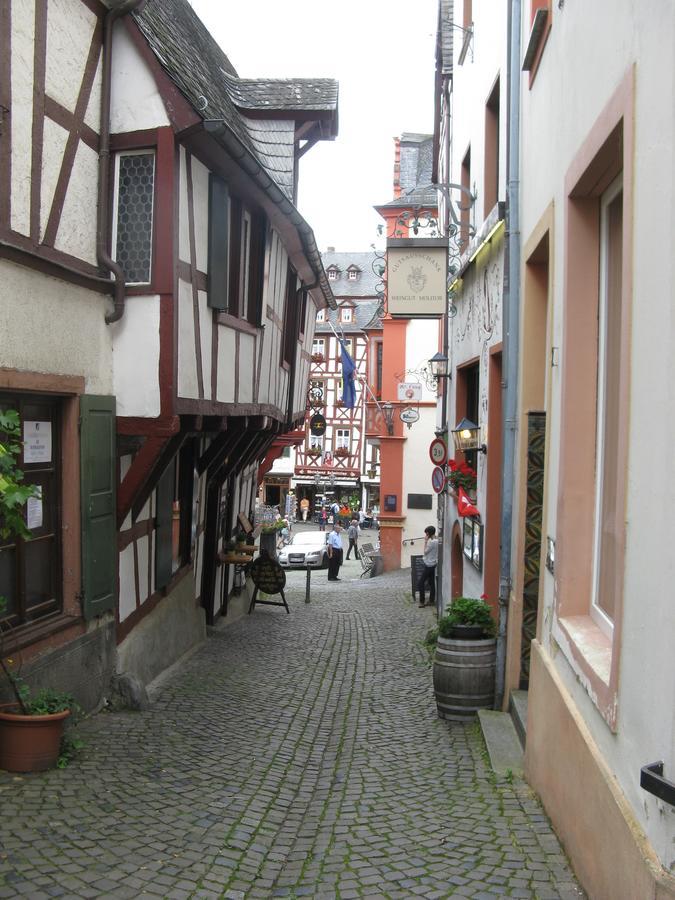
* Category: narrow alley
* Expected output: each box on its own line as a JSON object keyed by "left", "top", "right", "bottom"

{"left": 0, "top": 563, "right": 582, "bottom": 900}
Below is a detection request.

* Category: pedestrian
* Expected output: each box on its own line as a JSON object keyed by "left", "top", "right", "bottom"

{"left": 327, "top": 523, "right": 344, "bottom": 581}
{"left": 300, "top": 497, "right": 310, "bottom": 522}
{"left": 319, "top": 506, "right": 327, "bottom": 532}
{"left": 345, "top": 519, "right": 359, "bottom": 560}
{"left": 418, "top": 525, "right": 438, "bottom": 608}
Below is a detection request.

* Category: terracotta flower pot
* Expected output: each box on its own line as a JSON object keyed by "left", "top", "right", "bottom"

{"left": 0, "top": 708, "right": 70, "bottom": 772}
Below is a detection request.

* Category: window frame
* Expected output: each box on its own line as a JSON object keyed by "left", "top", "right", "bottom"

{"left": 335, "top": 429, "right": 350, "bottom": 450}
{"left": 112, "top": 148, "right": 156, "bottom": 286}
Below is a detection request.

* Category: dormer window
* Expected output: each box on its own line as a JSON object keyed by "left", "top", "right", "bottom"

{"left": 327, "top": 268, "right": 339, "bottom": 281}
{"left": 347, "top": 269, "right": 359, "bottom": 281}
{"left": 316, "top": 309, "right": 325, "bottom": 322}
{"left": 341, "top": 306, "right": 353, "bottom": 324}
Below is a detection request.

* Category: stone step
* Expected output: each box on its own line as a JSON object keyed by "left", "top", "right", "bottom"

{"left": 509, "top": 689, "right": 528, "bottom": 750}
{"left": 477, "top": 709, "right": 525, "bottom": 779}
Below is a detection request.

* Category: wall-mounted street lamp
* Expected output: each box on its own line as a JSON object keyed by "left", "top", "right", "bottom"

{"left": 382, "top": 402, "right": 395, "bottom": 436}
{"left": 451, "top": 417, "right": 487, "bottom": 454}
{"left": 428, "top": 352, "right": 451, "bottom": 385}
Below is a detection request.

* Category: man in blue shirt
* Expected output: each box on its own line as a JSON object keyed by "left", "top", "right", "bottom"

{"left": 327, "top": 523, "right": 344, "bottom": 581}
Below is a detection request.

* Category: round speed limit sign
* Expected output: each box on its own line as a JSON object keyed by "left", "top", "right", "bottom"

{"left": 429, "top": 437, "right": 447, "bottom": 466}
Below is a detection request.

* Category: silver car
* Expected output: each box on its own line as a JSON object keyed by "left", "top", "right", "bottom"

{"left": 278, "top": 531, "right": 329, "bottom": 569}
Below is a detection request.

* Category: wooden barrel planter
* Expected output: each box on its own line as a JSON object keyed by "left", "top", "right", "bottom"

{"left": 432, "top": 635, "right": 497, "bottom": 720}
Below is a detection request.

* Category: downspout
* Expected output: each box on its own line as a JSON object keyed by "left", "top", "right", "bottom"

{"left": 495, "top": 0, "right": 522, "bottom": 710}
{"left": 438, "top": 74, "right": 452, "bottom": 608}
{"left": 98, "top": 0, "right": 144, "bottom": 325}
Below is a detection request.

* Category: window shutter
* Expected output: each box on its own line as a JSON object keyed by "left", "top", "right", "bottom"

{"left": 80, "top": 395, "right": 116, "bottom": 620}
{"left": 154, "top": 461, "right": 174, "bottom": 591}
{"left": 208, "top": 174, "right": 230, "bottom": 310}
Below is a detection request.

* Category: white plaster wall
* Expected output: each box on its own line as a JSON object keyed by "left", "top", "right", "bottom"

{"left": 55, "top": 140, "right": 99, "bottom": 264}
{"left": 177, "top": 277, "right": 199, "bottom": 398}
{"left": 83, "top": 56, "right": 102, "bottom": 133}
{"left": 190, "top": 157, "right": 210, "bottom": 273}
{"left": 110, "top": 25, "right": 169, "bottom": 133}
{"left": 111, "top": 295, "right": 161, "bottom": 417}
{"left": 520, "top": 0, "right": 675, "bottom": 866}
{"left": 216, "top": 326, "right": 236, "bottom": 403}
{"left": 400, "top": 406, "right": 437, "bottom": 570}
{"left": 197, "top": 289, "right": 212, "bottom": 400}
{"left": 238, "top": 333, "right": 255, "bottom": 404}
{"left": 178, "top": 148, "right": 190, "bottom": 262}
{"left": 118, "top": 544, "right": 136, "bottom": 622}
{"left": 45, "top": 0, "right": 97, "bottom": 111}
{"left": 405, "top": 319, "right": 440, "bottom": 404}
{"left": 451, "top": 0, "right": 508, "bottom": 229}
{"left": 10, "top": 0, "right": 36, "bottom": 235}
{"left": 0, "top": 260, "right": 113, "bottom": 393}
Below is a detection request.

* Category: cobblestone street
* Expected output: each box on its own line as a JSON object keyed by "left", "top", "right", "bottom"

{"left": 0, "top": 562, "right": 583, "bottom": 899}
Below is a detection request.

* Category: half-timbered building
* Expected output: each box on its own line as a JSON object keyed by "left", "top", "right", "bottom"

{"left": 288, "top": 251, "right": 382, "bottom": 517}
{"left": 0, "top": 0, "right": 337, "bottom": 708}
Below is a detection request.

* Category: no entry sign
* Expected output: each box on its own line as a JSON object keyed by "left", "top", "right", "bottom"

{"left": 431, "top": 466, "right": 446, "bottom": 494}
{"left": 429, "top": 437, "right": 447, "bottom": 465}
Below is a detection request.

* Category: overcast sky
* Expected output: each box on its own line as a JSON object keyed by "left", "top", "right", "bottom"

{"left": 188, "top": 0, "right": 438, "bottom": 253}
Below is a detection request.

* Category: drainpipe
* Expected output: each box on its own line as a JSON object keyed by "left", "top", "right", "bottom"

{"left": 98, "top": 0, "right": 144, "bottom": 325}
{"left": 438, "top": 74, "right": 452, "bottom": 609}
{"left": 495, "top": 0, "right": 522, "bottom": 710}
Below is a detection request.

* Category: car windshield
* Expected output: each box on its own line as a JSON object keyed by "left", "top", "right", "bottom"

{"left": 290, "top": 533, "right": 325, "bottom": 546}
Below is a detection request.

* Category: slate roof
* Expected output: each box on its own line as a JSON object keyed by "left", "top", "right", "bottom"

{"left": 316, "top": 300, "right": 383, "bottom": 334}
{"left": 132, "top": 0, "right": 338, "bottom": 203}
{"left": 377, "top": 133, "right": 438, "bottom": 209}
{"left": 321, "top": 251, "right": 383, "bottom": 298}
{"left": 438, "top": 0, "right": 454, "bottom": 76}
{"left": 222, "top": 74, "right": 339, "bottom": 113}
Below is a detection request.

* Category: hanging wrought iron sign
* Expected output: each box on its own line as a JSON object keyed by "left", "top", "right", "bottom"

{"left": 386, "top": 239, "right": 448, "bottom": 318}
{"left": 309, "top": 414, "right": 327, "bottom": 437}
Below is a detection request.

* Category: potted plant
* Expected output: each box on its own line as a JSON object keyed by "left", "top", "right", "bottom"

{"left": 306, "top": 445, "right": 322, "bottom": 457}
{"left": 310, "top": 352, "right": 324, "bottom": 364}
{"left": 334, "top": 446, "right": 349, "bottom": 458}
{"left": 0, "top": 675, "right": 76, "bottom": 772}
{"left": 432, "top": 595, "right": 497, "bottom": 721}
{"left": 259, "top": 520, "right": 284, "bottom": 558}
{"left": 447, "top": 459, "right": 477, "bottom": 497}
{"left": 0, "top": 410, "right": 78, "bottom": 771}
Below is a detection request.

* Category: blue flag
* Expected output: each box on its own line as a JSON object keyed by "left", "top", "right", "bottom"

{"left": 340, "top": 340, "right": 357, "bottom": 409}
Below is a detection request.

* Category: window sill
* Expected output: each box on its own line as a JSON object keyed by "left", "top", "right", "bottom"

{"left": 0, "top": 612, "right": 83, "bottom": 655}
{"left": 553, "top": 613, "right": 618, "bottom": 731}
{"left": 216, "top": 312, "right": 261, "bottom": 336}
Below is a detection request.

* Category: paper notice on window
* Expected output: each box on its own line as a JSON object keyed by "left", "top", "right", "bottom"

{"left": 23, "top": 421, "right": 52, "bottom": 463}
{"left": 27, "top": 491, "right": 43, "bottom": 530}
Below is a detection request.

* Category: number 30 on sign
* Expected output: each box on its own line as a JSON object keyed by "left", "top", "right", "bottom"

{"left": 429, "top": 437, "right": 447, "bottom": 465}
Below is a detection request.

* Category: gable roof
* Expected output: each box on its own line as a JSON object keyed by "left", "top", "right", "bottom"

{"left": 133, "top": 0, "right": 338, "bottom": 203}
{"left": 131, "top": 0, "right": 339, "bottom": 307}
{"left": 316, "top": 300, "right": 383, "bottom": 334}
{"left": 320, "top": 251, "right": 383, "bottom": 298}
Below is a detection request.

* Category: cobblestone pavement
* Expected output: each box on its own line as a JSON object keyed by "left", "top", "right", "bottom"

{"left": 0, "top": 559, "right": 584, "bottom": 899}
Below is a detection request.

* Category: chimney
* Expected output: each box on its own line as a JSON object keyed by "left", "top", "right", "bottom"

{"left": 327, "top": 246, "right": 335, "bottom": 252}
{"left": 393, "top": 137, "right": 401, "bottom": 198}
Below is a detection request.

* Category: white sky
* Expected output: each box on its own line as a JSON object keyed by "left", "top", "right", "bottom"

{"left": 188, "top": 0, "right": 438, "bottom": 253}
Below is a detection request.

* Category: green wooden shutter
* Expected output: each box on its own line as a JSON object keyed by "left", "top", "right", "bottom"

{"left": 208, "top": 174, "right": 230, "bottom": 310}
{"left": 80, "top": 395, "right": 116, "bottom": 620}
{"left": 154, "top": 460, "right": 174, "bottom": 591}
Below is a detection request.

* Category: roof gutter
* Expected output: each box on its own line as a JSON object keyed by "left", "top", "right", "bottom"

{"left": 203, "top": 119, "right": 336, "bottom": 310}
{"left": 99, "top": 0, "right": 146, "bottom": 325}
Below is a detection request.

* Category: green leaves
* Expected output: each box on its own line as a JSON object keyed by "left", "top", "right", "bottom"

{"left": 438, "top": 596, "right": 496, "bottom": 637}
{"left": 0, "top": 408, "right": 39, "bottom": 541}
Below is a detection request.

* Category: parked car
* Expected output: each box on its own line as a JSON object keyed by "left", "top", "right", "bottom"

{"left": 278, "top": 532, "right": 329, "bottom": 569}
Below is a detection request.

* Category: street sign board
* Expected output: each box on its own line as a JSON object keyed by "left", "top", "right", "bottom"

{"left": 399, "top": 407, "right": 420, "bottom": 425}
{"left": 309, "top": 414, "right": 327, "bottom": 436}
{"left": 429, "top": 437, "right": 447, "bottom": 465}
{"left": 397, "top": 382, "right": 423, "bottom": 402}
{"left": 431, "top": 466, "right": 446, "bottom": 494}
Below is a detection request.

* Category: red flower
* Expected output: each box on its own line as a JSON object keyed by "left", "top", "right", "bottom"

{"left": 480, "top": 593, "right": 488, "bottom": 600}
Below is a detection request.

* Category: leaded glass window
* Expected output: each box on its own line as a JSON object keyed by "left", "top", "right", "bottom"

{"left": 115, "top": 151, "right": 155, "bottom": 284}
